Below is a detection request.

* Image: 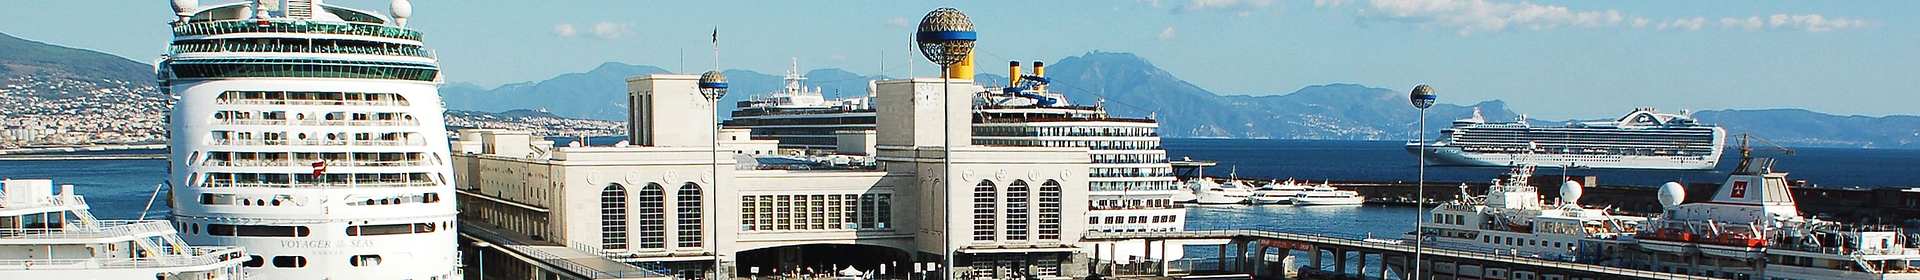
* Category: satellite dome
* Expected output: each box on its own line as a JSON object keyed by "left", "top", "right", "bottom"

{"left": 390, "top": 0, "right": 413, "bottom": 25}
{"left": 172, "top": 0, "right": 198, "bottom": 17}
{"left": 1560, "top": 180, "right": 1584, "bottom": 205}
{"left": 1658, "top": 182, "right": 1686, "bottom": 209}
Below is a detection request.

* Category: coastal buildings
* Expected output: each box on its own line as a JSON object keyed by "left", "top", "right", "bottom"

{"left": 453, "top": 72, "right": 1095, "bottom": 279}
{"left": 160, "top": 1, "right": 461, "bottom": 279}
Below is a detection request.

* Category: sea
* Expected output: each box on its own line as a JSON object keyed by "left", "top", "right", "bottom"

{"left": 3, "top": 139, "right": 1917, "bottom": 276}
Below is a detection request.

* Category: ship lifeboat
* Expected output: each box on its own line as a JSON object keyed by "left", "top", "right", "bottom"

{"left": 1634, "top": 228, "right": 1698, "bottom": 254}
{"left": 1696, "top": 233, "right": 1768, "bottom": 259}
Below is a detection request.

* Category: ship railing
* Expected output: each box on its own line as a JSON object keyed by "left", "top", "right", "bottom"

{"left": 1090, "top": 227, "right": 1717, "bottom": 279}
{"left": 0, "top": 195, "right": 85, "bottom": 210}
{"left": 209, "top": 139, "right": 423, "bottom": 147}
{"left": 204, "top": 159, "right": 427, "bottom": 167}
{"left": 170, "top": 42, "right": 433, "bottom": 58}
{"left": 0, "top": 246, "right": 243, "bottom": 271}
{"left": 200, "top": 181, "right": 439, "bottom": 189}
{"left": 0, "top": 220, "right": 174, "bottom": 241}
{"left": 173, "top": 19, "right": 423, "bottom": 41}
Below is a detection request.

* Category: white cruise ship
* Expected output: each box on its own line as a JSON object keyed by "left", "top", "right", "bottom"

{"left": 1410, "top": 108, "right": 1725, "bottom": 170}
{"left": 160, "top": 1, "right": 461, "bottom": 279}
{"left": 721, "top": 60, "right": 875, "bottom": 151}
{"left": 1, "top": 179, "right": 246, "bottom": 279}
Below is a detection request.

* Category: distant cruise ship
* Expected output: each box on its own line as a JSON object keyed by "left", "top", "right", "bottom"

{"left": 726, "top": 60, "right": 1187, "bottom": 261}
{"left": 1409, "top": 108, "right": 1726, "bottom": 170}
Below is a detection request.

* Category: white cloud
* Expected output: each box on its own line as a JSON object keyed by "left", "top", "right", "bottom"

{"left": 1151, "top": 0, "right": 1273, "bottom": 15}
{"left": 1314, "top": 0, "right": 1351, "bottom": 8}
{"left": 886, "top": 17, "right": 911, "bottom": 28}
{"left": 1158, "top": 26, "right": 1178, "bottom": 41}
{"left": 552, "top": 24, "right": 577, "bottom": 38}
{"left": 591, "top": 21, "right": 632, "bottom": 39}
{"left": 1356, "top": 0, "right": 1872, "bottom": 35}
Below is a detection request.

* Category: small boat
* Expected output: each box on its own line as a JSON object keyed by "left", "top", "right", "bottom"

{"left": 1291, "top": 184, "right": 1364, "bottom": 206}
{"left": 1194, "top": 179, "right": 1253, "bottom": 204}
{"left": 1171, "top": 180, "right": 1200, "bottom": 203}
{"left": 1250, "top": 179, "right": 1309, "bottom": 204}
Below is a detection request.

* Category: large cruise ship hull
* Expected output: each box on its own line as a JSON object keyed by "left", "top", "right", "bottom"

{"left": 1408, "top": 144, "right": 1720, "bottom": 170}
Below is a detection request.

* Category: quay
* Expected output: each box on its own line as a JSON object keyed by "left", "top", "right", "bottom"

{"left": 1084, "top": 230, "right": 1716, "bottom": 280}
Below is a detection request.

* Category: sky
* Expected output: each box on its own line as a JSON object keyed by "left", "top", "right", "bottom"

{"left": 2, "top": 0, "right": 1915, "bottom": 119}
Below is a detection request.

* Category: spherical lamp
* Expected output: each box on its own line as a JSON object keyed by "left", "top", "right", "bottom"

{"left": 1410, "top": 84, "right": 1437, "bottom": 109}
{"left": 915, "top": 7, "right": 977, "bottom": 67}
{"left": 698, "top": 70, "right": 728, "bottom": 101}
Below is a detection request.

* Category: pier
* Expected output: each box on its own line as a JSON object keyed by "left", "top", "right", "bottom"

{"left": 1084, "top": 230, "right": 1716, "bottom": 280}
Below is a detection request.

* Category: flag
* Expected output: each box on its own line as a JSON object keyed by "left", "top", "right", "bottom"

{"left": 711, "top": 28, "right": 718, "bottom": 45}
{"left": 312, "top": 161, "right": 326, "bottom": 176}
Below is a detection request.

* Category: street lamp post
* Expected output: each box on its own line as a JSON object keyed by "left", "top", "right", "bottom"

{"left": 473, "top": 242, "right": 492, "bottom": 280}
{"left": 1408, "top": 84, "right": 1436, "bottom": 280}
{"left": 915, "top": 7, "right": 976, "bottom": 280}
{"left": 698, "top": 71, "right": 729, "bottom": 280}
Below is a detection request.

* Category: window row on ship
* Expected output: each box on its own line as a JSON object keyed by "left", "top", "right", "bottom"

{"left": 214, "top": 91, "right": 411, "bottom": 106}
{"left": 208, "top": 130, "right": 426, "bottom": 147}
{"left": 212, "top": 110, "right": 420, "bottom": 127}
{"left": 171, "top": 38, "right": 431, "bottom": 58}
{"left": 168, "top": 59, "right": 438, "bottom": 81}
{"left": 973, "top": 139, "right": 1163, "bottom": 151}
{"left": 974, "top": 125, "right": 1160, "bottom": 138}
{"left": 198, "top": 172, "right": 441, "bottom": 188}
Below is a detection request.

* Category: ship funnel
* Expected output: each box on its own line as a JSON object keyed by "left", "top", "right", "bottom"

{"left": 1033, "top": 61, "right": 1045, "bottom": 90}
{"left": 1008, "top": 61, "right": 1021, "bottom": 87}
{"left": 943, "top": 53, "right": 975, "bottom": 80}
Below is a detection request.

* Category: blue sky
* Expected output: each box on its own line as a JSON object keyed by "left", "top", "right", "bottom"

{"left": 2, "top": 0, "right": 1915, "bottom": 119}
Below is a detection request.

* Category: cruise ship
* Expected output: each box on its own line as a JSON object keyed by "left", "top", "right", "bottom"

{"left": 1409, "top": 108, "right": 1726, "bottom": 170}
{"left": 1, "top": 179, "right": 246, "bottom": 279}
{"left": 726, "top": 60, "right": 1189, "bottom": 261}
{"left": 160, "top": 1, "right": 461, "bottom": 279}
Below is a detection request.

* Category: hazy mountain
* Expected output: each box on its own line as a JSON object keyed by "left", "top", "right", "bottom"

{"left": 1693, "top": 109, "right": 1920, "bottom": 149}
{"left": 441, "top": 63, "right": 887, "bottom": 120}
{"left": 0, "top": 32, "right": 156, "bottom": 96}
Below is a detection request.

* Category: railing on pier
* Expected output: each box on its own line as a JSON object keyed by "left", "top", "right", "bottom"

{"left": 0, "top": 246, "right": 244, "bottom": 271}
{"left": 1085, "top": 229, "right": 1723, "bottom": 280}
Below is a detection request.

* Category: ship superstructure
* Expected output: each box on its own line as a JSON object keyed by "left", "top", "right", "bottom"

{"left": 720, "top": 60, "right": 875, "bottom": 150}
{"left": 1419, "top": 165, "right": 1642, "bottom": 262}
{"left": 1411, "top": 108, "right": 1725, "bottom": 170}
{"left": 160, "top": 1, "right": 460, "bottom": 279}
{"left": 0, "top": 179, "right": 247, "bottom": 279}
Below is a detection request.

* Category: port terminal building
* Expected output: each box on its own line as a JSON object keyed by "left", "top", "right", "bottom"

{"left": 452, "top": 74, "right": 1096, "bottom": 279}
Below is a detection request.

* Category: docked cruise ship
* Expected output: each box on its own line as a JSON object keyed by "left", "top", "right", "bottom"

{"left": 1, "top": 179, "right": 247, "bottom": 279}
{"left": 160, "top": 1, "right": 461, "bottom": 279}
{"left": 1409, "top": 108, "right": 1725, "bottom": 170}
{"left": 726, "top": 60, "right": 1188, "bottom": 261}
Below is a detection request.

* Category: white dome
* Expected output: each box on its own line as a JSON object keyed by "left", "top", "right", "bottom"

{"left": 1559, "top": 180, "right": 1584, "bottom": 205}
{"left": 1658, "top": 182, "right": 1686, "bottom": 209}
{"left": 390, "top": 0, "right": 413, "bottom": 25}
{"left": 171, "top": 0, "right": 198, "bottom": 16}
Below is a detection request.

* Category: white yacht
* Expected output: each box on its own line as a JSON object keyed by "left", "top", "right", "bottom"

{"left": 1416, "top": 165, "right": 1642, "bottom": 261}
{"left": 161, "top": 1, "right": 461, "bottom": 279}
{"left": 0, "top": 179, "right": 246, "bottom": 279}
{"left": 1193, "top": 179, "right": 1253, "bottom": 205}
{"left": 1290, "top": 184, "right": 1364, "bottom": 206}
{"left": 1249, "top": 179, "right": 1309, "bottom": 205}
{"left": 1410, "top": 108, "right": 1725, "bottom": 170}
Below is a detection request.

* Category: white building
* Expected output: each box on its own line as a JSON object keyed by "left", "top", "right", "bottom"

{"left": 453, "top": 74, "right": 1096, "bottom": 279}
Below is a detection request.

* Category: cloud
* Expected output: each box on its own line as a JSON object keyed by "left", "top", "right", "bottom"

{"left": 1158, "top": 26, "right": 1178, "bottom": 41}
{"left": 886, "top": 17, "right": 911, "bottom": 29}
{"left": 1356, "top": 0, "right": 1870, "bottom": 35}
{"left": 591, "top": 21, "right": 632, "bottom": 39}
{"left": 552, "top": 24, "right": 577, "bottom": 38}
{"left": 1314, "top": 0, "right": 1350, "bottom": 8}
{"left": 1147, "top": 0, "right": 1273, "bottom": 15}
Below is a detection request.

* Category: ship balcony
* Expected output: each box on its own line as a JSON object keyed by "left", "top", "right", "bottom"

{"left": 208, "top": 139, "right": 425, "bottom": 147}
{"left": 172, "top": 19, "right": 422, "bottom": 41}
{"left": 0, "top": 246, "right": 245, "bottom": 272}
{"left": 202, "top": 159, "right": 434, "bottom": 168}
{"left": 216, "top": 98, "right": 410, "bottom": 107}
{"left": 1090, "top": 172, "right": 1175, "bottom": 178}
{"left": 216, "top": 119, "right": 421, "bottom": 127}
{"left": 198, "top": 181, "right": 441, "bottom": 189}
{"left": 170, "top": 42, "right": 433, "bottom": 58}
{"left": 0, "top": 220, "right": 176, "bottom": 245}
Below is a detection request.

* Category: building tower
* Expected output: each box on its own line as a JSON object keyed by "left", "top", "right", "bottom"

{"left": 161, "top": 0, "right": 460, "bottom": 279}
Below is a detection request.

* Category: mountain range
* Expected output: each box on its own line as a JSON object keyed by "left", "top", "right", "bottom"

{"left": 2, "top": 31, "right": 1915, "bottom": 149}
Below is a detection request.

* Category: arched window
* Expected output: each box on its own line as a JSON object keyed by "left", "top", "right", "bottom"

{"left": 1005, "top": 180, "right": 1031, "bottom": 241}
{"left": 600, "top": 185, "right": 627, "bottom": 250}
{"left": 1039, "top": 180, "right": 1063, "bottom": 240}
{"left": 972, "top": 180, "right": 998, "bottom": 242}
{"left": 676, "top": 183, "right": 703, "bottom": 248}
{"left": 637, "top": 184, "right": 667, "bottom": 249}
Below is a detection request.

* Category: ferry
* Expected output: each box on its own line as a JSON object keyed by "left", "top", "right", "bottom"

{"left": 1249, "top": 180, "right": 1310, "bottom": 205}
{"left": 0, "top": 179, "right": 246, "bottom": 279}
{"left": 1409, "top": 108, "right": 1725, "bottom": 170}
{"left": 1289, "top": 185, "right": 1365, "bottom": 206}
{"left": 1630, "top": 152, "right": 1920, "bottom": 279}
{"left": 1417, "top": 165, "right": 1642, "bottom": 261}
{"left": 1194, "top": 179, "right": 1254, "bottom": 205}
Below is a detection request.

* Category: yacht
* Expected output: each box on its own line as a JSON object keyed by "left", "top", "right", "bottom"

{"left": 161, "top": 1, "right": 462, "bottom": 279}
{"left": 1290, "top": 185, "right": 1364, "bottom": 206}
{"left": 1250, "top": 179, "right": 1309, "bottom": 205}
{"left": 0, "top": 179, "right": 246, "bottom": 279}
{"left": 1410, "top": 108, "right": 1725, "bottom": 170}
{"left": 1193, "top": 179, "right": 1253, "bottom": 205}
